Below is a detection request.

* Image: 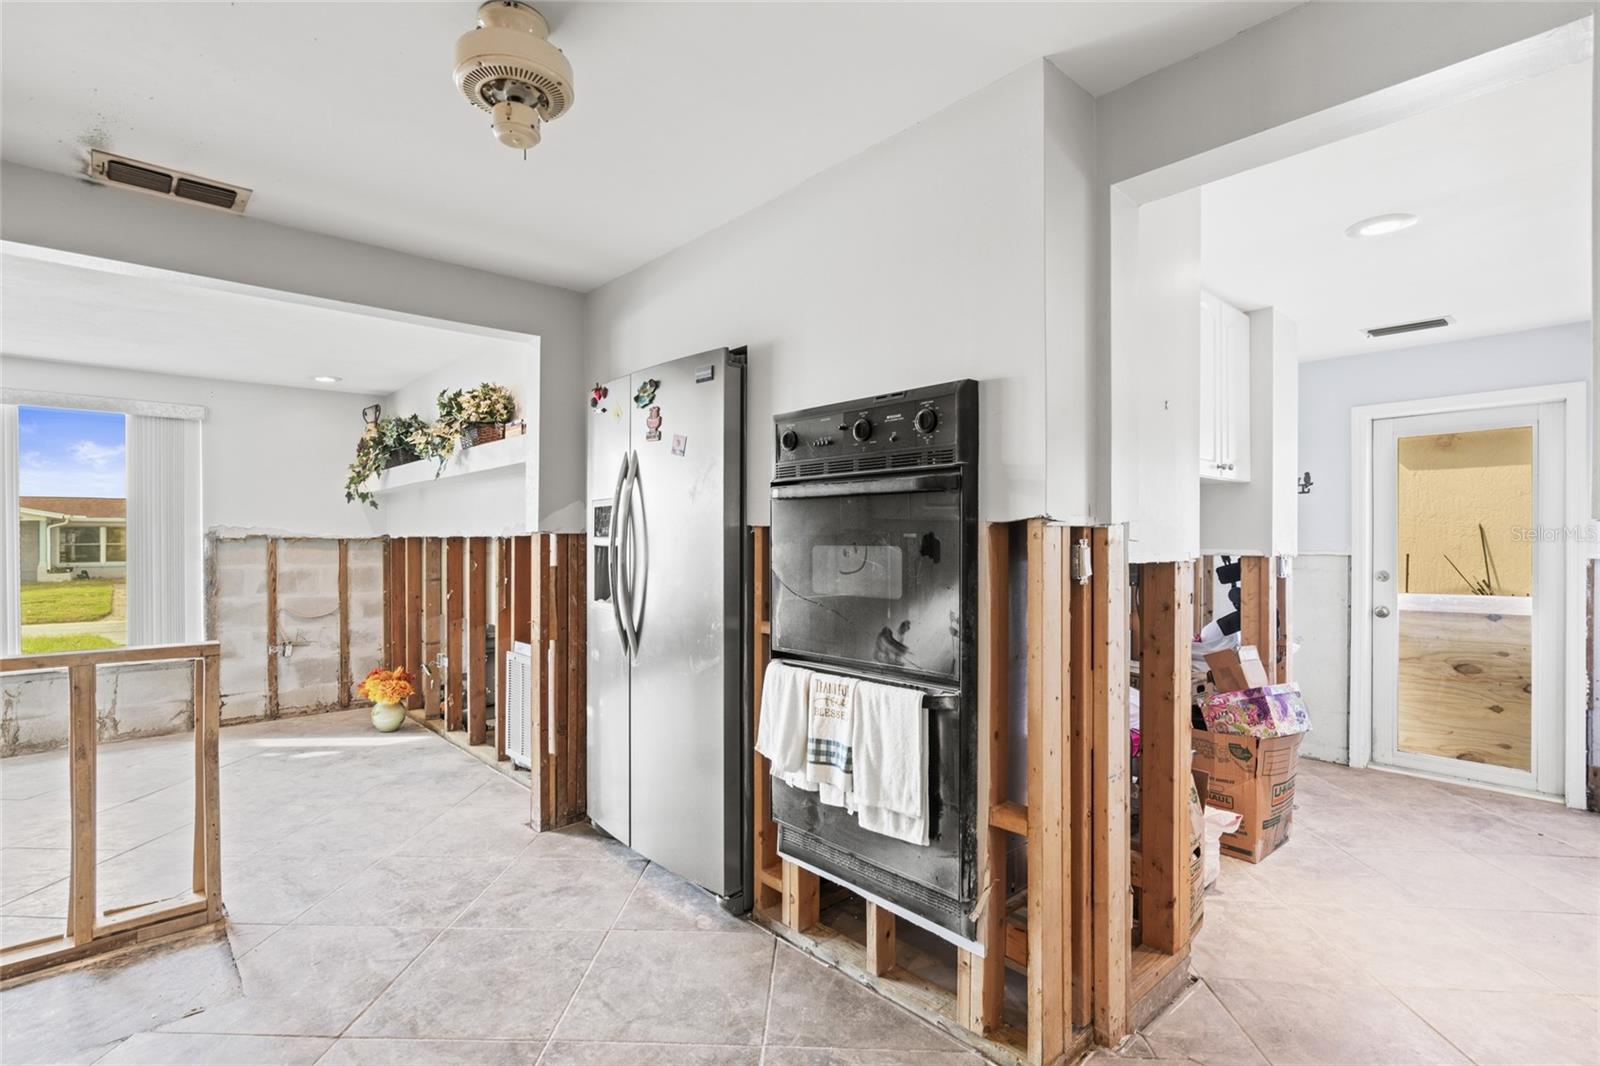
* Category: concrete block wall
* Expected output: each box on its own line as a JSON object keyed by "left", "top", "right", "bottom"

{"left": 1, "top": 536, "right": 386, "bottom": 754}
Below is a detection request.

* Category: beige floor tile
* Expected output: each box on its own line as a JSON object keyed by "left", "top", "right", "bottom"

{"left": 1395, "top": 988, "right": 1600, "bottom": 1066}
{"left": 1482, "top": 852, "right": 1600, "bottom": 914}
{"left": 1452, "top": 909, "right": 1600, "bottom": 996}
{"left": 224, "top": 921, "right": 283, "bottom": 957}
{"left": 1141, "top": 982, "right": 1268, "bottom": 1065}
{"left": 1299, "top": 905, "right": 1560, "bottom": 991}
{"left": 389, "top": 806, "right": 536, "bottom": 860}
{"left": 612, "top": 863, "right": 765, "bottom": 935}
{"left": 554, "top": 930, "right": 775, "bottom": 1046}
{"left": 0, "top": 846, "right": 69, "bottom": 903}
{"left": 1238, "top": 840, "right": 1412, "bottom": 910}
{"left": 521, "top": 824, "right": 641, "bottom": 866}
{"left": 296, "top": 854, "right": 510, "bottom": 928}
{"left": 1190, "top": 899, "right": 1377, "bottom": 988}
{"left": 1208, "top": 978, "right": 1470, "bottom": 1064}
{"left": 762, "top": 1050, "right": 987, "bottom": 1066}
{"left": 96, "top": 1032, "right": 333, "bottom": 1064}
{"left": 317, "top": 1037, "right": 545, "bottom": 1064}
{"left": 1349, "top": 848, "right": 1586, "bottom": 913}
{"left": 452, "top": 857, "right": 645, "bottom": 931}
{"left": 539, "top": 1041, "right": 761, "bottom": 1065}
{"left": 348, "top": 928, "right": 601, "bottom": 1041}
{"left": 763, "top": 943, "right": 963, "bottom": 1052}
{"left": 164, "top": 925, "right": 437, "bottom": 1037}
{"left": 219, "top": 848, "right": 380, "bottom": 924}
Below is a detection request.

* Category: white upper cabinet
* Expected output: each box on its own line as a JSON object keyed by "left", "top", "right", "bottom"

{"left": 1199, "top": 290, "right": 1251, "bottom": 482}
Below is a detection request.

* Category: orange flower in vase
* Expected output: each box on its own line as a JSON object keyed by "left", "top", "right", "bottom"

{"left": 359, "top": 667, "right": 415, "bottom": 732}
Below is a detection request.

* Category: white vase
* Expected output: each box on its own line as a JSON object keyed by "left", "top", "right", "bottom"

{"left": 371, "top": 701, "right": 405, "bottom": 732}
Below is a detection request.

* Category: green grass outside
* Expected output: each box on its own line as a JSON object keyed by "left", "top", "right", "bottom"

{"left": 20, "top": 633, "right": 123, "bottom": 654}
{"left": 20, "top": 580, "right": 117, "bottom": 624}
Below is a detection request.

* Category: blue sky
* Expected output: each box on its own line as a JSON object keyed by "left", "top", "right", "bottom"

{"left": 18, "top": 406, "right": 127, "bottom": 498}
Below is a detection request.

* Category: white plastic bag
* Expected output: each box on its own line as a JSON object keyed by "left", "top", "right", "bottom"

{"left": 1202, "top": 807, "right": 1244, "bottom": 887}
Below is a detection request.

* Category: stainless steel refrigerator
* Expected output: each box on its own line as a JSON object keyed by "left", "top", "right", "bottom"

{"left": 586, "top": 346, "right": 749, "bottom": 908}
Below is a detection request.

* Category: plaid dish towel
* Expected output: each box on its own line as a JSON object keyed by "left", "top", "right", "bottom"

{"left": 804, "top": 672, "right": 858, "bottom": 808}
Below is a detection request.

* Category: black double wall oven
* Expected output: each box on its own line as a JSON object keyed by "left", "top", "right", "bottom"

{"left": 767, "top": 379, "right": 979, "bottom": 944}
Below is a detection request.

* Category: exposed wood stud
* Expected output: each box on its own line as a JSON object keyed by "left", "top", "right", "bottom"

{"left": 495, "top": 538, "right": 512, "bottom": 759}
{"left": 1068, "top": 527, "right": 1096, "bottom": 1030}
{"left": 958, "top": 522, "right": 1010, "bottom": 1036}
{"left": 1276, "top": 563, "right": 1293, "bottom": 684}
{"left": 549, "top": 535, "right": 570, "bottom": 813}
{"left": 538, "top": 535, "right": 558, "bottom": 825}
{"left": 467, "top": 537, "right": 489, "bottom": 745}
{"left": 751, "top": 527, "right": 781, "bottom": 913}
{"left": 67, "top": 663, "right": 97, "bottom": 945}
{"left": 265, "top": 537, "right": 280, "bottom": 718}
{"left": 781, "top": 860, "right": 819, "bottom": 933}
{"left": 381, "top": 539, "right": 394, "bottom": 668}
{"left": 867, "top": 903, "right": 897, "bottom": 977}
{"left": 1137, "top": 561, "right": 1194, "bottom": 955}
{"left": 528, "top": 536, "right": 550, "bottom": 830}
{"left": 337, "top": 540, "right": 352, "bottom": 707}
{"left": 1240, "top": 556, "right": 1278, "bottom": 685}
{"left": 1090, "top": 526, "right": 1131, "bottom": 1045}
{"left": 423, "top": 539, "right": 443, "bottom": 719}
{"left": 200, "top": 651, "right": 223, "bottom": 921}
{"left": 191, "top": 662, "right": 206, "bottom": 895}
{"left": 445, "top": 537, "right": 466, "bottom": 732}
{"left": 405, "top": 538, "right": 424, "bottom": 710}
{"left": 565, "top": 535, "right": 588, "bottom": 823}
{"left": 1024, "top": 520, "right": 1067, "bottom": 1066}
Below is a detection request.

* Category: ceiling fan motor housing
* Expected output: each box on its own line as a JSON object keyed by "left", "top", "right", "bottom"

{"left": 454, "top": 0, "right": 574, "bottom": 150}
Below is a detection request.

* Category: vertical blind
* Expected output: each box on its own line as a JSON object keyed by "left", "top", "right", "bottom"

{"left": 126, "top": 414, "right": 204, "bottom": 646}
{"left": 0, "top": 404, "right": 19, "bottom": 655}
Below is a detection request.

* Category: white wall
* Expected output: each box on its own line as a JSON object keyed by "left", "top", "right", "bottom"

{"left": 1201, "top": 308, "right": 1299, "bottom": 556}
{"left": 0, "top": 163, "right": 587, "bottom": 531}
{"left": 1292, "top": 554, "right": 1352, "bottom": 764}
{"left": 376, "top": 346, "right": 543, "bottom": 537}
{"left": 1298, "top": 322, "right": 1591, "bottom": 555}
{"left": 586, "top": 62, "right": 1097, "bottom": 524}
{"left": 0, "top": 355, "right": 384, "bottom": 538}
{"left": 1092, "top": 2, "right": 1595, "bottom": 548}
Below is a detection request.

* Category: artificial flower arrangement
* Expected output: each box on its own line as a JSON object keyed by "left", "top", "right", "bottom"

{"left": 343, "top": 384, "right": 517, "bottom": 507}
{"left": 358, "top": 666, "right": 415, "bottom": 706}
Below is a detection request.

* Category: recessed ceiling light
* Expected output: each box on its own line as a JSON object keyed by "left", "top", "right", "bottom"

{"left": 1346, "top": 213, "right": 1418, "bottom": 239}
{"left": 311, "top": 375, "right": 342, "bottom": 384}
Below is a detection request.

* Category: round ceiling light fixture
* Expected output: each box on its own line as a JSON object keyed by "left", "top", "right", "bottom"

{"left": 312, "top": 375, "right": 342, "bottom": 384}
{"left": 1345, "top": 213, "right": 1418, "bottom": 239}
{"left": 454, "top": 1, "right": 574, "bottom": 152}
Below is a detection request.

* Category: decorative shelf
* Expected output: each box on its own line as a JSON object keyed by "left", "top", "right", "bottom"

{"left": 365, "top": 434, "right": 528, "bottom": 495}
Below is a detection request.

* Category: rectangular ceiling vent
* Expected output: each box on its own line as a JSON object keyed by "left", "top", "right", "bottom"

{"left": 88, "top": 150, "right": 252, "bottom": 215}
{"left": 1366, "top": 316, "right": 1453, "bottom": 339}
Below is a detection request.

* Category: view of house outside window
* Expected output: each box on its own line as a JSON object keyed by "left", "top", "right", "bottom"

{"left": 16, "top": 406, "right": 128, "bottom": 654}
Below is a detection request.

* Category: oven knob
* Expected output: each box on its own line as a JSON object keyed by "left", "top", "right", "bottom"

{"left": 779, "top": 429, "right": 799, "bottom": 452}
{"left": 851, "top": 417, "right": 874, "bottom": 442}
{"left": 914, "top": 407, "right": 939, "bottom": 434}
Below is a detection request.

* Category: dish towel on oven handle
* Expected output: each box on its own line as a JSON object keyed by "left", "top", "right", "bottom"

{"left": 755, "top": 661, "right": 812, "bottom": 786}
{"left": 851, "top": 677, "right": 930, "bottom": 846}
{"left": 804, "top": 672, "right": 858, "bottom": 808}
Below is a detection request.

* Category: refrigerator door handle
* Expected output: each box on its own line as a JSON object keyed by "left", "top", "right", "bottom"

{"left": 629, "top": 450, "right": 648, "bottom": 652}
{"left": 612, "top": 451, "right": 635, "bottom": 658}
{"left": 618, "top": 451, "right": 640, "bottom": 660}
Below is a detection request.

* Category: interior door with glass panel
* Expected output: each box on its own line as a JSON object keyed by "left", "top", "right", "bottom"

{"left": 1370, "top": 402, "right": 1565, "bottom": 794}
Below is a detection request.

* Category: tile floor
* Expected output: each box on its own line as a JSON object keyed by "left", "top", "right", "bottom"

{"left": 2, "top": 710, "right": 1596, "bottom": 1065}
{"left": 0, "top": 710, "right": 978, "bottom": 1065}
{"left": 1092, "top": 755, "right": 1600, "bottom": 1066}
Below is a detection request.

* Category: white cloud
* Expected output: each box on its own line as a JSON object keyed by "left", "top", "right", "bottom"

{"left": 69, "top": 440, "right": 125, "bottom": 469}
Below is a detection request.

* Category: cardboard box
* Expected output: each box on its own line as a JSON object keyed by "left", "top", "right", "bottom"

{"left": 1191, "top": 728, "right": 1301, "bottom": 863}
{"left": 1204, "top": 646, "right": 1270, "bottom": 693}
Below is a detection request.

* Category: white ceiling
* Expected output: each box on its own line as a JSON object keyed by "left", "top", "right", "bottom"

{"left": 0, "top": 1, "right": 1296, "bottom": 292}
{"left": 1201, "top": 59, "right": 1592, "bottom": 362}
{"left": 0, "top": 249, "right": 532, "bottom": 395}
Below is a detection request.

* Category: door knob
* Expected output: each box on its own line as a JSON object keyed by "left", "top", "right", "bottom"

{"left": 1375, "top": 570, "right": 1390, "bottom": 583}
{"left": 1374, "top": 606, "right": 1391, "bottom": 619}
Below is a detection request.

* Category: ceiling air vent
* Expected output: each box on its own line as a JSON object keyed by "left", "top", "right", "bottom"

{"left": 1366, "top": 316, "right": 1452, "bottom": 339}
{"left": 88, "top": 151, "right": 252, "bottom": 215}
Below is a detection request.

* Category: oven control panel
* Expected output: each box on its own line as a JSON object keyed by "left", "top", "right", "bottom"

{"left": 773, "top": 379, "right": 977, "bottom": 481}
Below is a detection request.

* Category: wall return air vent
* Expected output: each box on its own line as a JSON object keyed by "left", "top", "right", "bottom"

{"left": 1366, "top": 316, "right": 1452, "bottom": 339}
{"left": 88, "top": 151, "right": 252, "bottom": 214}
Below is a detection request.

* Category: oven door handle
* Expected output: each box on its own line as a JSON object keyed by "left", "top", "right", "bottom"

{"left": 769, "top": 472, "right": 962, "bottom": 499}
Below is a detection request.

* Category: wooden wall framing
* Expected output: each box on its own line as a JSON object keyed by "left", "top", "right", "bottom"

{"left": 381, "top": 534, "right": 587, "bottom": 831}
{"left": 0, "top": 643, "right": 225, "bottom": 981}
{"left": 752, "top": 523, "right": 1191, "bottom": 1065}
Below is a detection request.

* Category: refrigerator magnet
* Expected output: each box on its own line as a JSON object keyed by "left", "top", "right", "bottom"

{"left": 671, "top": 434, "right": 687, "bottom": 456}
{"left": 634, "top": 378, "right": 660, "bottom": 408}
{"left": 644, "top": 405, "right": 663, "bottom": 442}
{"left": 589, "top": 383, "right": 608, "bottom": 411}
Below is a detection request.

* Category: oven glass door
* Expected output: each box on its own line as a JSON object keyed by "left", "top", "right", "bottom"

{"left": 770, "top": 473, "right": 964, "bottom": 683}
